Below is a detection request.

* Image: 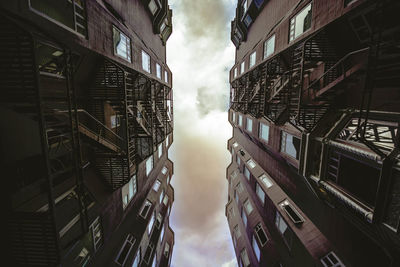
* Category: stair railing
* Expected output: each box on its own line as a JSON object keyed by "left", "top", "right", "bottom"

{"left": 306, "top": 47, "right": 369, "bottom": 100}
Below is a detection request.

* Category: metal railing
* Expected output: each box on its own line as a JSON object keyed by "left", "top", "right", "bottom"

{"left": 306, "top": 47, "right": 369, "bottom": 99}
{"left": 56, "top": 109, "right": 124, "bottom": 152}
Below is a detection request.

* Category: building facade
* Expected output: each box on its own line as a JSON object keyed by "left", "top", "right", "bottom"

{"left": 226, "top": 0, "right": 400, "bottom": 266}
{"left": 1, "top": 1, "right": 174, "bottom": 266}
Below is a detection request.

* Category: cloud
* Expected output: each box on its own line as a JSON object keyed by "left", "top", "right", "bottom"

{"left": 196, "top": 86, "right": 228, "bottom": 116}
{"left": 167, "top": 0, "right": 237, "bottom": 266}
{"left": 222, "top": 258, "right": 238, "bottom": 267}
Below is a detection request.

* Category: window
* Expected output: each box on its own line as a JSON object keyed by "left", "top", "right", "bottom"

{"left": 140, "top": 200, "right": 152, "bottom": 218}
{"left": 249, "top": 51, "right": 256, "bottom": 68}
{"left": 281, "top": 131, "right": 300, "bottom": 159}
{"left": 164, "top": 70, "right": 168, "bottom": 83}
{"left": 234, "top": 68, "right": 238, "bottom": 78}
{"left": 254, "top": 223, "right": 268, "bottom": 246}
{"left": 110, "top": 115, "right": 120, "bottom": 128}
{"left": 246, "top": 117, "right": 253, "bottom": 132}
{"left": 321, "top": 252, "right": 345, "bottom": 267}
{"left": 158, "top": 143, "right": 163, "bottom": 158}
{"left": 115, "top": 234, "right": 135, "bottom": 266}
{"left": 238, "top": 114, "right": 243, "bottom": 127}
{"left": 148, "top": 0, "right": 158, "bottom": 15}
{"left": 156, "top": 63, "right": 161, "bottom": 79}
{"left": 160, "top": 225, "right": 165, "bottom": 241}
{"left": 275, "top": 211, "right": 293, "bottom": 248}
{"left": 162, "top": 166, "right": 168, "bottom": 175}
{"left": 252, "top": 235, "right": 261, "bottom": 262}
{"left": 122, "top": 175, "right": 137, "bottom": 209}
{"left": 280, "top": 199, "right": 304, "bottom": 224}
{"left": 247, "top": 159, "right": 256, "bottom": 169}
{"left": 146, "top": 156, "right": 154, "bottom": 176}
{"left": 113, "top": 26, "right": 131, "bottom": 62}
{"left": 242, "top": 208, "right": 248, "bottom": 227}
{"left": 166, "top": 135, "right": 169, "bottom": 146}
{"left": 259, "top": 174, "right": 273, "bottom": 188}
{"left": 244, "top": 199, "right": 253, "bottom": 215}
{"left": 240, "top": 249, "right": 251, "bottom": 267}
{"left": 148, "top": 212, "right": 155, "bottom": 235}
{"left": 74, "top": 247, "right": 90, "bottom": 266}
{"left": 142, "top": 50, "right": 151, "bottom": 73}
{"left": 242, "top": 0, "right": 248, "bottom": 16}
{"left": 159, "top": 190, "right": 164, "bottom": 204}
{"left": 143, "top": 243, "right": 154, "bottom": 264}
{"left": 151, "top": 253, "right": 156, "bottom": 267}
{"left": 232, "top": 112, "right": 236, "bottom": 123}
{"left": 132, "top": 249, "right": 141, "bottom": 267}
{"left": 289, "top": 3, "right": 312, "bottom": 41}
{"left": 236, "top": 154, "right": 241, "bottom": 166}
{"left": 264, "top": 35, "right": 275, "bottom": 59}
{"left": 259, "top": 122, "right": 269, "bottom": 142}
{"left": 152, "top": 180, "right": 161, "bottom": 192}
{"left": 236, "top": 183, "right": 244, "bottom": 194}
{"left": 240, "top": 61, "right": 245, "bottom": 74}
{"left": 234, "top": 225, "right": 241, "bottom": 239}
{"left": 164, "top": 243, "right": 170, "bottom": 258}
{"left": 163, "top": 194, "right": 169, "bottom": 205}
{"left": 235, "top": 190, "right": 239, "bottom": 204}
{"left": 232, "top": 142, "right": 239, "bottom": 148}
{"left": 256, "top": 183, "right": 265, "bottom": 206}
{"left": 90, "top": 217, "right": 103, "bottom": 251}
{"left": 166, "top": 175, "right": 170, "bottom": 185}
{"left": 244, "top": 166, "right": 250, "bottom": 180}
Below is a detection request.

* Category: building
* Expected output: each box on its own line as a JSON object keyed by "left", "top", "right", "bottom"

{"left": 226, "top": 0, "right": 400, "bottom": 266}
{"left": 1, "top": 1, "right": 174, "bottom": 266}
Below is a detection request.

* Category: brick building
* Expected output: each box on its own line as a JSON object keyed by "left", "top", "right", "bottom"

{"left": 226, "top": 0, "right": 400, "bottom": 266}
{"left": 1, "top": 1, "right": 174, "bottom": 266}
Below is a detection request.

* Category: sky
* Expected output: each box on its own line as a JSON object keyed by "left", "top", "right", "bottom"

{"left": 166, "top": 0, "right": 238, "bottom": 266}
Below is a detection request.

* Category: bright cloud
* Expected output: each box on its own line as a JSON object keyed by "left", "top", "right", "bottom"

{"left": 167, "top": 0, "right": 237, "bottom": 266}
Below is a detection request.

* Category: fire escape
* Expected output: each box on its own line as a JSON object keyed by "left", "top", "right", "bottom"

{"left": 2, "top": 17, "right": 90, "bottom": 265}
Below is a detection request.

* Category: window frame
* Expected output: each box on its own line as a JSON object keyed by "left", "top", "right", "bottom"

{"left": 240, "top": 61, "right": 245, "bottom": 74}
{"left": 263, "top": 34, "right": 276, "bottom": 59}
{"left": 280, "top": 131, "right": 301, "bottom": 160}
{"left": 156, "top": 63, "right": 161, "bottom": 79}
{"left": 115, "top": 234, "right": 135, "bottom": 266}
{"left": 289, "top": 2, "right": 313, "bottom": 42}
{"left": 142, "top": 50, "right": 151, "bottom": 73}
{"left": 246, "top": 117, "right": 253, "bottom": 132}
{"left": 139, "top": 200, "right": 152, "bottom": 218}
{"left": 259, "top": 122, "right": 270, "bottom": 143}
{"left": 113, "top": 26, "right": 131, "bottom": 63}
{"left": 249, "top": 51, "right": 256, "bottom": 68}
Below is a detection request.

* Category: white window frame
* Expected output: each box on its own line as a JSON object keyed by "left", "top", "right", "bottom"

{"left": 289, "top": 2, "right": 313, "bottom": 42}
{"left": 259, "top": 174, "right": 273, "bottom": 188}
{"left": 156, "top": 63, "right": 161, "bottom": 79}
{"left": 234, "top": 67, "right": 238, "bottom": 78}
{"left": 164, "top": 70, "right": 168, "bottom": 83}
{"left": 240, "top": 61, "right": 245, "bottom": 74}
{"left": 259, "top": 122, "right": 269, "bottom": 142}
{"left": 158, "top": 143, "right": 163, "bottom": 158}
{"left": 139, "top": 200, "right": 152, "bottom": 218}
{"left": 152, "top": 180, "right": 161, "bottom": 192}
{"left": 264, "top": 34, "right": 275, "bottom": 59}
{"left": 146, "top": 155, "right": 154, "bottom": 176}
{"left": 246, "top": 117, "right": 253, "bottom": 132}
{"left": 249, "top": 51, "right": 256, "bottom": 68}
{"left": 122, "top": 175, "right": 137, "bottom": 209}
{"left": 142, "top": 50, "right": 151, "bottom": 73}
{"left": 321, "top": 252, "right": 345, "bottom": 267}
{"left": 113, "top": 26, "right": 131, "bottom": 63}
{"left": 247, "top": 159, "right": 256, "bottom": 169}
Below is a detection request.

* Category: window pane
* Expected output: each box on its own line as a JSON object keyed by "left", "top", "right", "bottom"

{"left": 252, "top": 235, "right": 261, "bottom": 262}
{"left": 281, "top": 132, "right": 300, "bottom": 159}
{"left": 113, "top": 27, "right": 131, "bottom": 62}
{"left": 246, "top": 118, "right": 253, "bottom": 132}
{"left": 142, "top": 51, "right": 151, "bottom": 73}
{"left": 244, "top": 199, "right": 253, "bottom": 214}
{"left": 290, "top": 3, "right": 312, "bottom": 41}
{"left": 249, "top": 51, "right": 256, "bottom": 68}
{"left": 256, "top": 183, "right": 265, "bottom": 205}
{"left": 259, "top": 123, "right": 269, "bottom": 142}
{"left": 260, "top": 174, "right": 273, "bottom": 188}
{"left": 146, "top": 156, "right": 153, "bottom": 176}
{"left": 244, "top": 166, "right": 250, "bottom": 180}
{"left": 156, "top": 63, "right": 161, "bottom": 78}
{"left": 241, "top": 62, "right": 245, "bottom": 74}
{"left": 164, "top": 70, "right": 168, "bottom": 82}
{"left": 153, "top": 180, "right": 161, "bottom": 192}
{"left": 238, "top": 115, "right": 243, "bottom": 126}
{"left": 264, "top": 35, "right": 275, "bottom": 59}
